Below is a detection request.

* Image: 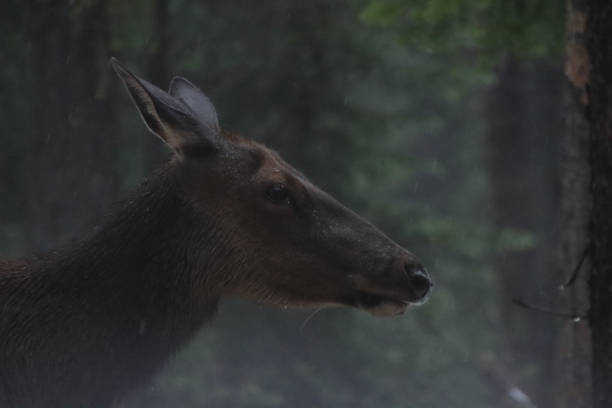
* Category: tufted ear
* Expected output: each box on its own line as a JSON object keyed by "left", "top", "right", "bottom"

{"left": 110, "top": 58, "right": 221, "bottom": 155}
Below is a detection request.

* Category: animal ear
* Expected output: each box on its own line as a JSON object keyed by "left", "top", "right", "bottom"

{"left": 169, "top": 76, "right": 220, "bottom": 135}
{"left": 110, "top": 57, "right": 218, "bottom": 154}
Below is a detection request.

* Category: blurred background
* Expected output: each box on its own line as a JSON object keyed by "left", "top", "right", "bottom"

{"left": 0, "top": 1, "right": 571, "bottom": 407}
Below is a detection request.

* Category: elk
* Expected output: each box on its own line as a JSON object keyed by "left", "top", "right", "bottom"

{"left": 0, "top": 59, "right": 432, "bottom": 408}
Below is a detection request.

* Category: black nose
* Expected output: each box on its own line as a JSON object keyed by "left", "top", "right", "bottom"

{"left": 405, "top": 265, "right": 432, "bottom": 299}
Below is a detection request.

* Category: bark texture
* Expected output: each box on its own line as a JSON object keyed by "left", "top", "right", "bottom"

{"left": 584, "top": 0, "right": 612, "bottom": 406}
{"left": 564, "top": 0, "right": 612, "bottom": 406}
{"left": 559, "top": 2, "right": 593, "bottom": 407}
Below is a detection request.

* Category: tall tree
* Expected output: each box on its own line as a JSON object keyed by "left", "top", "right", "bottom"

{"left": 361, "top": 0, "right": 565, "bottom": 405}
{"left": 564, "top": 0, "right": 612, "bottom": 406}
{"left": 145, "top": 0, "right": 169, "bottom": 170}
{"left": 486, "top": 56, "right": 563, "bottom": 408}
{"left": 559, "top": 2, "right": 592, "bottom": 407}
{"left": 26, "top": 0, "right": 118, "bottom": 252}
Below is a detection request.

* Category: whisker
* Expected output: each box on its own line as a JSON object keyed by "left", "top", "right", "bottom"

{"left": 299, "top": 306, "right": 328, "bottom": 331}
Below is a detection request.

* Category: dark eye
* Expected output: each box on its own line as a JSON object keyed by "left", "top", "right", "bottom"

{"left": 266, "top": 183, "right": 289, "bottom": 204}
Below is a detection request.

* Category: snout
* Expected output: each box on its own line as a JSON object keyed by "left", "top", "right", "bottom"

{"left": 348, "top": 256, "right": 433, "bottom": 316}
{"left": 404, "top": 263, "right": 433, "bottom": 302}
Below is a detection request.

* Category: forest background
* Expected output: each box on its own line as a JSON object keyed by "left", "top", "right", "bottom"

{"left": 0, "top": 1, "right": 578, "bottom": 407}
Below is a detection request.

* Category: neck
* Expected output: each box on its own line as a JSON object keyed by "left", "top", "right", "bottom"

{"left": 0, "top": 165, "right": 219, "bottom": 408}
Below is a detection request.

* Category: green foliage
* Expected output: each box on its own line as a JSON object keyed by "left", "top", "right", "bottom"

{"left": 496, "top": 228, "right": 537, "bottom": 252}
{"left": 0, "top": 0, "right": 563, "bottom": 406}
{"left": 360, "top": 0, "right": 565, "bottom": 66}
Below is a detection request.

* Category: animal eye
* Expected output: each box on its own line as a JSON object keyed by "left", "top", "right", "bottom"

{"left": 266, "top": 183, "right": 289, "bottom": 204}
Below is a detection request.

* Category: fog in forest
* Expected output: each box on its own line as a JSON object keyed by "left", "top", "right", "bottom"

{"left": 0, "top": 1, "right": 574, "bottom": 407}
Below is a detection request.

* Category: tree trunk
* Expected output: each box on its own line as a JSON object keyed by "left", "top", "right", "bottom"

{"left": 26, "top": 0, "right": 117, "bottom": 252}
{"left": 564, "top": 0, "right": 612, "bottom": 406}
{"left": 558, "top": 3, "right": 592, "bottom": 407}
{"left": 557, "top": 127, "right": 591, "bottom": 408}
{"left": 583, "top": 0, "right": 612, "bottom": 406}
{"left": 486, "top": 56, "right": 563, "bottom": 408}
{"left": 145, "top": 0, "right": 169, "bottom": 171}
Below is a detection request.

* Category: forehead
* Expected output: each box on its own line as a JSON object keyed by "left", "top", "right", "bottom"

{"left": 229, "top": 132, "right": 305, "bottom": 179}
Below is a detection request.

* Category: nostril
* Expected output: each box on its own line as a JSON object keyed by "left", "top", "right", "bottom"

{"left": 405, "top": 265, "right": 432, "bottom": 298}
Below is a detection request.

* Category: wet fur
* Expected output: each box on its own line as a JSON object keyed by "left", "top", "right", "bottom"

{"left": 0, "top": 164, "right": 224, "bottom": 407}
{"left": 0, "top": 62, "right": 430, "bottom": 407}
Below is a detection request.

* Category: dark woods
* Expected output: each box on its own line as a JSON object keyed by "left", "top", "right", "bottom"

{"left": 0, "top": 1, "right": 570, "bottom": 408}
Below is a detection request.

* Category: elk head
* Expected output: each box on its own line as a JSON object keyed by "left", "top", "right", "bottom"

{"left": 111, "top": 58, "right": 432, "bottom": 317}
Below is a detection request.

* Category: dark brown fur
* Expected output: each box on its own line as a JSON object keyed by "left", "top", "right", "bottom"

{"left": 0, "top": 61, "right": 432, "bottom": 407}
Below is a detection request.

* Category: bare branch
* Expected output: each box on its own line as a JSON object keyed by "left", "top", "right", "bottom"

{"left": 512, "top": 298, "right": 588, "bottom": 321}
{"left": 563, "top": 243, "right": 590, "bottom": 287}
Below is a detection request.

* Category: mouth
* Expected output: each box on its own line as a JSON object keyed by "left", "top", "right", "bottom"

{"left": 349, "top": 291, "right": 428, "bottom": 317}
